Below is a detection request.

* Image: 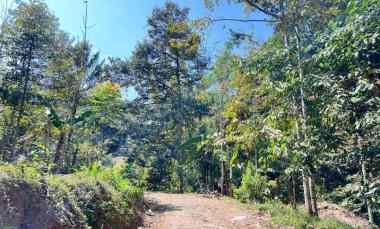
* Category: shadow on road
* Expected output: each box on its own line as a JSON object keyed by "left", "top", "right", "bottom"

{"left": 146, "top": 199, "right": 182, "bottom": 213}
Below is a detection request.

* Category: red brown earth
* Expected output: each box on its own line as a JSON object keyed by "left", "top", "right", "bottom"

{"left": 143, "top": 192, "right": 273, "bottom": 229}
{"left": 141, "top": 192, "right": 370, "bottom": 229}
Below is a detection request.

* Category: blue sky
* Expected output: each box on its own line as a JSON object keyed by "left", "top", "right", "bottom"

{"left": 43, "top": 0, "right": 273, "bottom": 60}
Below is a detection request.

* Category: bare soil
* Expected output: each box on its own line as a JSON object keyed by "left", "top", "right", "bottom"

{"left": 318, "top": 201, "right": 370, "bottom": 228}
{"left": 141, "top": 192, "right": 371, "bottom": 229}
{"left": 142, "top": 192, "right": 273, "bottom": 229}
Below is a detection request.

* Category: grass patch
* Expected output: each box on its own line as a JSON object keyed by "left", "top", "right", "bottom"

{"left": 254, "top": 201, "right": 353, "bottom": 229}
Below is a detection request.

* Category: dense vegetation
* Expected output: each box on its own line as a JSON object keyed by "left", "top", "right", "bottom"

{"left": 0, "top": 0, "right": 379, "bottom": 227}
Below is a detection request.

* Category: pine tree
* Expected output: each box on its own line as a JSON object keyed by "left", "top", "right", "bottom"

{"left": 130, "top": 2, "right": 207, "bottom": 192}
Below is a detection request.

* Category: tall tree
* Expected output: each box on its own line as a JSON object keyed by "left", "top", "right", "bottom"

{"left": 312, "top": 1, "right": 380, "bottom": 223}
{"left": 45, "top": 39, "right": 103, "bottom": 171}
{"left": 130, "top": 2, "right": 207, "bottom": 192}
{"left": 204, "top": 0, "right": 348, "bottom": 216}
{"left": 0, "top": 0, "right": 58, "bottom": 160}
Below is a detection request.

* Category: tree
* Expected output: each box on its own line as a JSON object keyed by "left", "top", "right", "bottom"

{"left": 0, "top": 0, "right": 58, "bottom": 160}
{"left": 203, "top": 0, "right": 352, "bottom": 216}
{"left": 130, "top": 2, "right": 207, "bottom": 192}
{"left": 312, "top": 1, "right": 380, "bottom": 223}
{"left": 45, "top": 38, "right": 103, "bottom": 171}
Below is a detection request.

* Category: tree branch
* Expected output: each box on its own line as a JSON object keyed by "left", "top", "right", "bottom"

{"left": 211, "top": 18, "right": 277, "bottom": 23}
{"left": 244, "top": 0, "right": 281, "bottom": 19}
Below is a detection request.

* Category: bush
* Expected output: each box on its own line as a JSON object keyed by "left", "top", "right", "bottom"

{"left": 123, "top": 162, "right": 149, "bottom": 189}
{"left": 234, "top": 163, "right": 270, "bottom": 203}
{"left": 0, "top": 163, "right": 143, "bottom": 229}
{"left": 59, "top": 176, "right": 140, "bottom": 229}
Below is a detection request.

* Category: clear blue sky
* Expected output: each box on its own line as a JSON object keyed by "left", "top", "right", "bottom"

{"left": 43, "top": 0, "right": 273, "bottom": 60}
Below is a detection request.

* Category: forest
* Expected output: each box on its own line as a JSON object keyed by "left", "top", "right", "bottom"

{"left": 0, "top": 0, "right": 379, "bottom": 228}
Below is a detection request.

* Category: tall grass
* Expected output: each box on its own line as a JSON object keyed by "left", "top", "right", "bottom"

{"left": 78, "top": 162, "right": 143, "bottom": 201}
{"left": 254, "top": 201, "right": 353, "bottom": 229}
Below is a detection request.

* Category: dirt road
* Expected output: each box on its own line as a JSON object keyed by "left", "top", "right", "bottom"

{"left": 142, "top": 192, "right": 272, "bottom": 229}
{"left": 141, "top": 192, "right": 371, "bottom": 229}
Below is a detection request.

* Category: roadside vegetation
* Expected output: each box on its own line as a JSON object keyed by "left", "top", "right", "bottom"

{"left": 0, "top": 162, "right": 143, "bottom": 228}
{"left": 254, "top": 201, "right": 353, "bottom": 229}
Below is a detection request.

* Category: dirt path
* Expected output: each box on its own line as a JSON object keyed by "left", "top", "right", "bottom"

{"left": 141, "top": 192, "right": 272, "bottom": 229}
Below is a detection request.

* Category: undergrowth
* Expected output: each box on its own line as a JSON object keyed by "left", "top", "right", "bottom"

{"left": 254, "top": 201, "right": 353, "bottom": 229}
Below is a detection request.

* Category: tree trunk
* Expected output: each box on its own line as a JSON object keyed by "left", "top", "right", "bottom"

{"left": 226, "top": 146, "right": 232, "bottom": 196}
{"left": 205, "top": 163, "right": 209, "bottom": 191}
{"left": 229, "top": 159, "right": 233, "bottom": 196}
{"left": 288, "top": 175, "right": 297, "bottom": 209}
{"left": 309, "top": 175, "right": 318, "bottom": 216}
{"left": 292, "top": 175, "right": 297, "bottom": 209}
{"left": 178, "top": 159, "right": 184, "bottom": 193}
{"left": 71, "top": 147, "right": 79, "bottom": 168}
{"left": 54, "top": 130, "right": 66, "bottom": 169}
{"left": 178, "top": 168, "right": 184, "bottom": 193}
{"left": 174, "top": 52, "right": 184, "bottom": 193}
{"left": 174, "top": 122, "right": 184, "bottom": 193}
{"left": 211, "top": 153, "right": 215, "bottom": 192}
{"left": 295, "top": 25, "right": 319, "bottom": 217}
{"left": 302, "top": 169, "right": 313, "bottom": 216}
{"left": 12, "top": 44, "right": 33, "bottom": 158}
{"left": 254, "top": 149, "right": 258, "bottom": 173}
{"left": 220, "top": 160, "right": 225, "bottom": 195}
{"left": 361, "top": 156, "right": 374, "bottom": 224}
{"left": 65, "top": 97, "right": 79, "bottom": 162}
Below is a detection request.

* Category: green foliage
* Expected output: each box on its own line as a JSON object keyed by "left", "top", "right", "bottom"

{"left": 331, "top": 175, "right": 380, "bottom": 225}
{"left": 0, "top": 0, "right": 59, "bottom": 161}
{"left": 0, "top": 0, "right": 118, "bottom": 170}
{"left": 234, "top": 163, "right": 270, "bottom": 202}
{"left": 0, "top": 161, "right": 42, "bottom": 180}
{"left": 255, "top": 201, "right": 353, "bottom": 229}
{"left": 128, "top": 1, "right": 208, "bottom": 193}
{"left": 199, "top": 0, "right": 379, "bottom": 225}
{"left": 77, "top": 162, "right": 144, "bottom": 200}
{"left": 122, "top": 162, "right": 149, "bottom": 189}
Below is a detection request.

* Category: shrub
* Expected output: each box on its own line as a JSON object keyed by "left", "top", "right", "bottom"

{"left": 123, "top": 162, "right": 149, "bottom": 189}
{"left": 0, "top": 161, "right": 42, "bottom": 180}
{"left": 234, "top": 163, "right": 270, "bottom": 203}
{"left": 77, "top": 162, "right": 144, "bottom": 201}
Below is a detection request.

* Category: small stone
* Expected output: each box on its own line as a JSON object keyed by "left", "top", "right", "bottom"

{"left": 146, "top": 209, "right": 155, "bottom": 216}
{"left": 231, "top": 215, "right": 248, "bottom": 221}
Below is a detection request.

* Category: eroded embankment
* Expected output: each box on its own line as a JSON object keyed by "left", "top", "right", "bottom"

{"left": 0, "top": 166, "right": 143, "bottom": 229}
